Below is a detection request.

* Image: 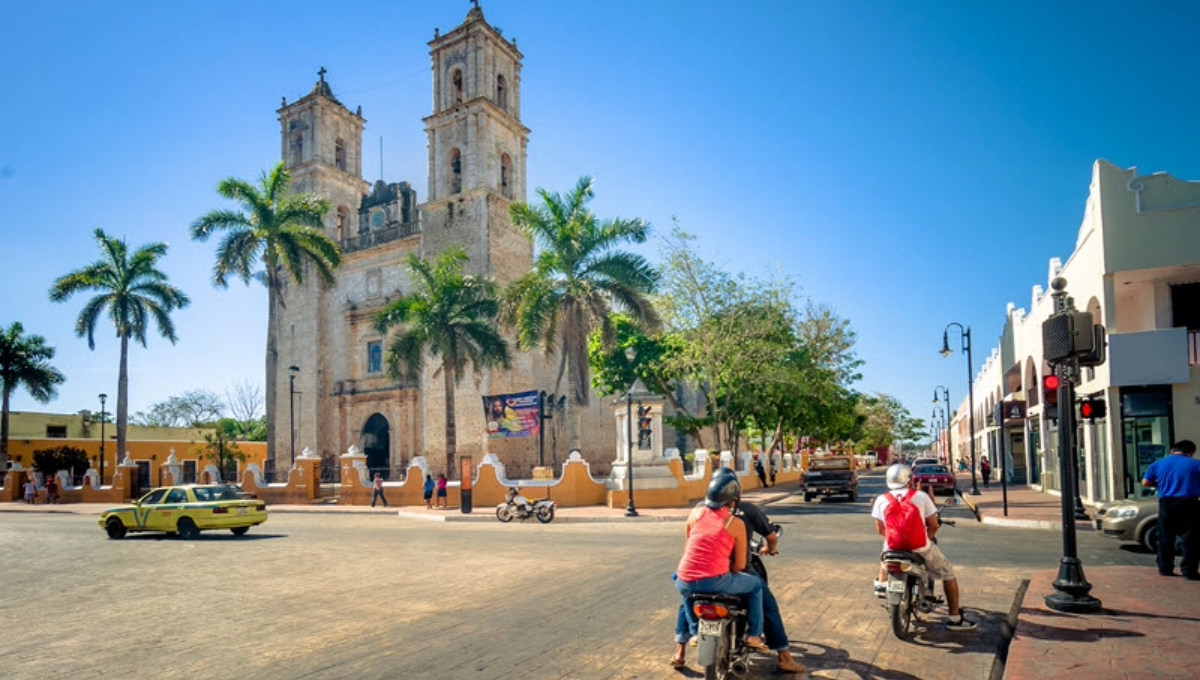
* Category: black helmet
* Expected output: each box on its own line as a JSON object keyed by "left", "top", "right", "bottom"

{"left": 705, "top": 468, "right": 741, "bottom": 509}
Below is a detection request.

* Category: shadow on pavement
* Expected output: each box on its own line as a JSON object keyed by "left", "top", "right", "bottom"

{"left": 791, "top": 640, "right": 923, "bottom": 679}
{"left": 898, "top": 605, "right": 1010, "bottom": 654}
{"left": 1014, "top": 619, "right": 1145, "bottom": 643}
{"left": 123, "top": 533, "right": 287, "bottom": 542}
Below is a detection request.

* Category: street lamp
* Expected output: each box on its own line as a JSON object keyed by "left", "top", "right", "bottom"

{"left": 623, "top": 347, "right": 639, "bottom": 518}
{"left": 288, "top": 365, "right": 299, "bottom": 467}
{"left": 941, "top": 323, "right": 980, "bottom": 495}
{"left": 98, "top": 393, "right": 107, "bottom": 483}
{"left": 933, "top": 386, "right": 952, "bottom": 467}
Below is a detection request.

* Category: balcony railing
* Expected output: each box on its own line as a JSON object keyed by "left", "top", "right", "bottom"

{"left": 342, "top": 221, "right": 421, "bottom": 253}
{"left": 1190, "top": 330, "right": 1200, "bottom": 366}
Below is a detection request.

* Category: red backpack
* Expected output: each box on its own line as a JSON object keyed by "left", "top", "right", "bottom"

{"left": 883, "top": 490, "right": 928, "bottom": 551}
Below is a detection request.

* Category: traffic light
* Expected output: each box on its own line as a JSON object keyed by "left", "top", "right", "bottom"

{"left": 637, "top": 405, "right": 652, "bottom": 449}
{"left": 1079, "top": 399, "right": 1107, "bottom": 421}
{"left": 1042, "top": 374, "right": 1060, "bottom": 415}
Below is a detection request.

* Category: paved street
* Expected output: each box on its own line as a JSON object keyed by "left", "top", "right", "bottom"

{"left": 0, "top": 475, "right": 1156, "bottom": 680}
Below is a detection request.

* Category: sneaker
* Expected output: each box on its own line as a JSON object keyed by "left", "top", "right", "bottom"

{"left": 945, "top": 615, "right": 977, "bottom": 631}
{"left": 873, "top": 581, "right": 886, "bottom": 598}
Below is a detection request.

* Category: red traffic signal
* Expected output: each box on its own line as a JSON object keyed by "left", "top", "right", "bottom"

{"left": 1042, "top": 374, "right": 1060, "bottom": 408}
{"left": 1080, "top": 399, "right": 1107, "bottom": 420}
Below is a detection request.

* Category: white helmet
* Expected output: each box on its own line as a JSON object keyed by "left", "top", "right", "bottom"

{"left": 886, "top": 463, "right": 912, "bottom": 490}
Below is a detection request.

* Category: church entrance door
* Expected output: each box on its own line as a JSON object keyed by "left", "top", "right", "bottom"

{"left": 361, "top": 414, "right": 392, "bottom": 480}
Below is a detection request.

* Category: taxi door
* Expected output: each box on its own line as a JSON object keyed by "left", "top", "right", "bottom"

{"left": 146, "top": 488, "right": 190, "bottom": 531}
{"left": 132, "top": 488, "right": 168, "bottom": 530}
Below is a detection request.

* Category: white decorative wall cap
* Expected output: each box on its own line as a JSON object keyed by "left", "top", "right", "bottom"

{"left": 119, "top": 453, "right": 137, "bottom": 467}
{"left": 480, "top": 454, "right": 500, "bottom": 466}
{"left": 164, "top": 452, "right": 179, "bottom": 465}
{"left": 8, "top": 462, "right": 24, "bottom": 471}
{"left": 299, "top": 447, "right": 319, "bottom": 459}
{"left": 567, "top": 451, "right": 583, "bottom": 462}
{"left": 341, "top": 445, "right": 365, "bottom": 458}
{"left": 664, "top": 447, "right": 681, "bottom": 460}
{"left": 409, "top": 455, "right": 429, "bottom": 468}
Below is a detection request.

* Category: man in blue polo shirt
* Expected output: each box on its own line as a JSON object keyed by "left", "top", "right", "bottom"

{"left": 1142, "top": 440, "right": 1200, "bottom": 580}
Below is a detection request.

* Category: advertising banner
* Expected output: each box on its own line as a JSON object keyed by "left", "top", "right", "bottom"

{"left": 483, "top": 391, "right": 541, "bottom": 439}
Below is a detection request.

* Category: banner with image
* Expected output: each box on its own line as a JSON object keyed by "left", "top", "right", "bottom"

{"left": 483, "top": 391, "right": 541, "bottom": 439}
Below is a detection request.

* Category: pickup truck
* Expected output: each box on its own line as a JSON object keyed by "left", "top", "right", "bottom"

{"left": 802, "top": 456, "right": 858, "bottom": 502}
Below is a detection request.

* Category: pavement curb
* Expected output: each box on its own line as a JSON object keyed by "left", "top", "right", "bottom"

{"left": 395, "top": 510, "right": 684, "bottom": 523}
{"left": 989, "top": 578, "right": 1030, "bottom": 680}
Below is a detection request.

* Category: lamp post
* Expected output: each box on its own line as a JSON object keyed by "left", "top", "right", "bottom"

{"left": 623, "top": 347, "right": 639, "bottom": 518}
{"left": 98, "top": 393, "right": 107, "bottom": 483}
{"left": 941, "top": 323, "right": 980, "bottom": 495}
{"left": 933, "top": 386, "right": 952, "bottom": 467}
{"left": 288, "top": 365, "right": 299, "bottom": 467}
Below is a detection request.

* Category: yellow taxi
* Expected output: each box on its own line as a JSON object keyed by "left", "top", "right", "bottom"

{"left": 99, "top": 484, "right": 268, "bottom": 540}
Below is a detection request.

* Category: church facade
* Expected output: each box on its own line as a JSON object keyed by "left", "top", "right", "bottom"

{"left": 270, "top": 6, "right": 611, "bottom": 479}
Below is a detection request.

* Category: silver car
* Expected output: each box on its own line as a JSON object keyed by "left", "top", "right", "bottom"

{"left": 1094, "top": 497, "right": 1160, "bottom": 551}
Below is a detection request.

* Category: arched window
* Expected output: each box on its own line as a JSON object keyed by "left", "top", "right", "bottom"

{"left": 496, "top": 74, "right": 507, "bottom": 110}
{"left": 336, "top": 206, "right": 349, "bottom": 242}
{"left": 500, "top": 153, "right": 511, "bottom": 198}
{"left": 449, "top": 148, "right": 462, "bottom": 194}
{"left": 452, "top": 69, "right": 463, "bottom": 106}
{"left": 291, "top": 133, "right": 304, "bottom": 165}
{"left": 335, "top": 139, "right": 346, "bottom": 171}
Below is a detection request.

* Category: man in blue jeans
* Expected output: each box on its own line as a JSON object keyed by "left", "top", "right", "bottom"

{"left": 1142, "top": 440, "right": 1200, "bottom": 579}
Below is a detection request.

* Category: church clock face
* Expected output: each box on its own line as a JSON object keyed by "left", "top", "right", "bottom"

{"left": 370, "top": 210, "right": 384, "bottom": 229}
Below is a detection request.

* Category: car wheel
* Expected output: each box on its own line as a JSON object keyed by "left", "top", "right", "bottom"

{"left": 105, "top": 518, "right": 127, "bottom": 540}
{"left": 176, "top": 518, "right": 200, "bottom": 540}
{"left": 847, "top": 491, "right": 857, "bottom": 503}
{"left": 1142, "top": 524, "right": 1159, "bottom": 553}
{"left": 804, "top": 493, "right": 814, "bottom": 503}
{"left": 230, "top": 526, "right": 250, "bottom": 536}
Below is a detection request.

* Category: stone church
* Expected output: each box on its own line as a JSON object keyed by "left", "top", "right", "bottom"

{"left": 271, "top": 5, "right": 611, "bottom": 479}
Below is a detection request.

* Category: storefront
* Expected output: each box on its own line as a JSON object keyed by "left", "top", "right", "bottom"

{"left": 1119, "top": 386, "right": 1174, "bottom": 499}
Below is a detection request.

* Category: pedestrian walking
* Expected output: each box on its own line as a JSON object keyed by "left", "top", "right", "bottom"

{"left": 754, "top": 455, "right": 769, "bottom": 487}
{"left": 45, "top": 476, "right": 59, "bottom": 505}
{"left": 423, "top": 474, "right": 435, "bottom": 509}
{"left": 436, "top": 473, "right": 448, "bottom": 508}
{"left": 23, "top": 478, "right": 37, "bottom": 504}
{"left": 371, "top": 473, "right": 388, "bottom": 508}
{"left": 980, "top": 457, "right": 991, "bottom": 489}
{"left": 1142, "top": 440, "right": 1200, "bottom": 580}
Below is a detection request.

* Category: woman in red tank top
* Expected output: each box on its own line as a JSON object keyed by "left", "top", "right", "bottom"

{"left": 672, "top": 473, "right": 767, "bottom": 663}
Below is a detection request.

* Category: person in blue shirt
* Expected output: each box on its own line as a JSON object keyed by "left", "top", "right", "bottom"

{"left": 1142, "top": 440, "right": 1200, "bottom": 579}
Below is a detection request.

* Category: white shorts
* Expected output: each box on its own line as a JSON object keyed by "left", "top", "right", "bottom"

{"left": 882, "top": 541, "right": 956, "bottom": 581}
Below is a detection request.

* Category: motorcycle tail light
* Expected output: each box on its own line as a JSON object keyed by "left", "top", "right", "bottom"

{"left": 885, "top": 563, "right": 903, "bottom": 575}
{"left": 693, "top": 603, "right": 729, "bottom": 620}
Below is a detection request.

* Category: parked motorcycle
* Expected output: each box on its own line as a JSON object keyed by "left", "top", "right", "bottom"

{"left": 495, "top": 487, "right": 555, "bottom": 524}
{"left": 691, "top": 524, "right": 780, "bottom": 680}
{"left": 882, "top": 507, "right": 955, "bottom": 639}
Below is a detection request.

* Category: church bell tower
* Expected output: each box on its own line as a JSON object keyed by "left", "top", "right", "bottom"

{"left": 421, "top": 2, "right": 532, "bottom": 282}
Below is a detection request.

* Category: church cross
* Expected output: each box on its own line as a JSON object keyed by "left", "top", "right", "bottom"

{"left": 470, "top": 0, "right": 480, "bottom": 9}
{"left": 318, "top": 67, "right": 327, "bottom": 83}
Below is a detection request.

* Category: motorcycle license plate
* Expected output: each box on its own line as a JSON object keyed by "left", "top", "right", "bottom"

{"left": 887, "top": 580, "right": 906, "bottom": 593}
{"left": 698, "top": 620, "right": 722, "bottom": 636}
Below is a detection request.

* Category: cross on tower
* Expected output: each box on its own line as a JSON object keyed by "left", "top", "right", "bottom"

{"left": 470, "top": 0, "right": 480, "bottom": 9}
{"left": 318, "top": 67, "right": 327, "bottom": 83}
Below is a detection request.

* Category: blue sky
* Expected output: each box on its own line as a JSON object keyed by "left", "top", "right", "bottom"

{"left": 2, "top": 1, "right": 1199, "bottom": 432}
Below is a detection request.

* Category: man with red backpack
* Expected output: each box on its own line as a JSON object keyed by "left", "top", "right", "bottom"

{"left": 871, "top": 463, "right": 976, "bottom": 631}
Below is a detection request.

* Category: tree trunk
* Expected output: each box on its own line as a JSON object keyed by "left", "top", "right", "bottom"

{"left": 443, "top": 358, "right": 457, "bottom": 479}
{"left": 116, "top": 334, "right": 129, "bottom": 472}
{"left": 265, "top": 274, "right": 279, "bottom": 471}
{"left": 1, "top": 388, "right": 10, "bottom": 468}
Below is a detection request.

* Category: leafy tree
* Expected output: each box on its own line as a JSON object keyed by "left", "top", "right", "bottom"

{"left": 853, "top": 393, "right": 923, "bottom": 454}
{"left": 375, "top": 248, "right": 510, "bottom": 476}
{"left": 49, "top": 229, "right": 190, "bottom": 462}
{"left": 1, "top": 322, "right": 66, "bottom": 468}
{"left": 194, "top": 419, "right": 247, "bottom": 482}
{"left": 132, "top": 389, "right": 225, "bottom": 428}
{"left": 32, "top": 445, "right": 89, "bottom": 478}
{"left": 504, "top": 176, "right": 659, "bottom": 448}
{"left": 190, "top": 162, "right": 336, "bottom": 465}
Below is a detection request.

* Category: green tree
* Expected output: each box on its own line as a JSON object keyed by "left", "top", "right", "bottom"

{"left": 49, "top": 229, "right": 190, "bottom": 463}
{"left": 190, "top": 162, "right": 336, "bottom": 465}
{"left": 195, "top": 419, "right": 249, "bottom": 482}
{"left": 0, "top": 322, "right": 66, "bottom": 467}
{"left": 504, "top": 176, "right": 659, "bottom": 448}
{"left": 31, "top": 445, "right": 89, "bottom": 478}
{"left": 854, "top": 393, "right": 923, "bottom": 454}
{"left": 375, "top": 248, "right": 510, "bottom": 476}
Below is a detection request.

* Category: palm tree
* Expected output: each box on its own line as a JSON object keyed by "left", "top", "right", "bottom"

{"left": 190, "top": 162, "right": 336, "bottom": 465}
{"left": 49, "top": 229, "right": 190, "bottom": 464}
{"left": 504, "top": 176, "right": 659, "bottom": 447}
{"left": 375, "top": 247, "right": 510, "bottom": 476}
{"left": 0, "top": 322, "right": 66, "bottom": 468}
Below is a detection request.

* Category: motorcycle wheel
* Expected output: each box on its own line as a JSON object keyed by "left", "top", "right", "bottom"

{"left": 495, "top": 506, "right": 514, "bottom": 523}
{"left": 889, "top": 577, "right": 914, "bottom": 639}
{"left": 703, "top": 623, "right": 732, "bottom": 680}
{"left": 535, "top": 506, "right": 554, "bottom": 524}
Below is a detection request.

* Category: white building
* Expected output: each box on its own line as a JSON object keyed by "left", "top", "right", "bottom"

{"left": 953, "top": 160, "right": 1200, "bottom": 505}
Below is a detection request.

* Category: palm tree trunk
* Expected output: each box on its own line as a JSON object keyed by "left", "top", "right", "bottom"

{"left": 116, "top": 334, "right": 129, "bottom": 473}
{"left": 1, "top": 388, "right": 10, "bottom": 468}
{"left": 443, "top": 359, "right": 457, "bottom": 478}
{"left": 265, "top": 275, "right": 279, "bottom": 471}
